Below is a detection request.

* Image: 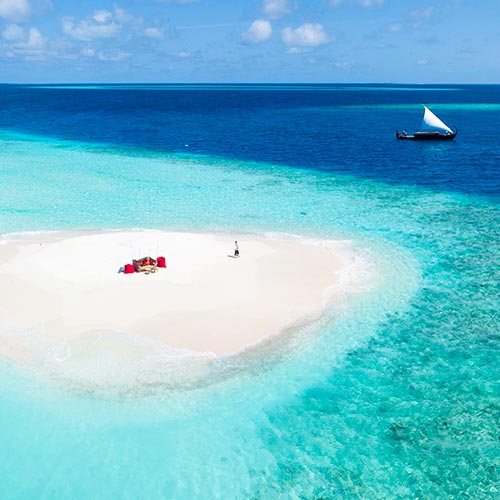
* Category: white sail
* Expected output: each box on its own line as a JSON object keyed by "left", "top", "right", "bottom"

{"left": 420, "top": 105, "right": 453, "bottom": 134}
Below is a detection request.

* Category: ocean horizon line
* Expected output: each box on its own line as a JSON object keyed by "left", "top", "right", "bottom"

{"left": 1, "top": 82, "right": 500, "bottom": 87}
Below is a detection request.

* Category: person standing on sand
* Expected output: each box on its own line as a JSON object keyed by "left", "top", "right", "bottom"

{"left": 234, "top": 240, "right": 240, "bottom": 257}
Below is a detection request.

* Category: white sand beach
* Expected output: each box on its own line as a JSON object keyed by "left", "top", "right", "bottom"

{"left": 0, "top": 230, "right": 366, "bottom": 373}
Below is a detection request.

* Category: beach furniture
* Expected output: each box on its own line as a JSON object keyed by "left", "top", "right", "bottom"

{"left": 124, "top": 256, "right": 165, "bottom": 275}
{"left": 124, "top": 263, "right": 135, "bottom": 274}
{"left": 133, "top": 257, "right": 158, "bottom": 274}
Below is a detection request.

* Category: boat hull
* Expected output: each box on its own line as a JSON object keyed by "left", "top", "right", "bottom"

{"left": 396, "top": 131, "right": 457, "bottom": 141}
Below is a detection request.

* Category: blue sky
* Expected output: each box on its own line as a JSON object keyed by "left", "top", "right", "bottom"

{"left": 0, "top": 0, "right": 499, "bottom": 83}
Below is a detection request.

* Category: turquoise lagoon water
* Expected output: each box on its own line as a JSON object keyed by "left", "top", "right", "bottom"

{"left": 0, "top": 83, "right": 499, "bottom": 499}
{"left": 0, "top": 130, "right": 498, "bottom": 499}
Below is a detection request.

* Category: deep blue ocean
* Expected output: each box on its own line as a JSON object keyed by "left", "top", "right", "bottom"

{"left": 0, "top": 84, "right": 499, "bottom": 499}
{"left": 1, "top": 83, "right": 500, "bottom": 197}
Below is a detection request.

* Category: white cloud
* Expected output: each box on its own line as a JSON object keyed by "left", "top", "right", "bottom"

{"left": 330, "top": 0, "right": 343, "bottom": 6}
{"left": 417, "top": 57, "right": 429, "bottom": 65}
{"left": 10, "top": 26, "right": 46, "bottom": 56}
{"left": 263, "top": 0, "right": 290, "bottom": 19}
{"left": 0, "top": 0, "right": 30, "bottom": 21}
{"left": 2, "top": 24, "right": 85, "bottom": 61}
{"left": 93, "top": 10, "right": 112, "bottom": 24}
{"left": 282, "top": 23, "right": 329, "bottom": 47}
{"left": 144, "top": 27, "right": 163, "bottom": 39}
{"left": 2, "top": 23, "right": 24, "bottom": 40}
{"left": 62, "top": 14, "right": 119, "bottom": 41}
{"left": 98, "top": 49, "right": 130, "bottom": 61}
{"left": 62, "top": 6, "right": 144, "bottom": 42}
{"left": 242, "top": 19, "right": 272, "bottom": 44}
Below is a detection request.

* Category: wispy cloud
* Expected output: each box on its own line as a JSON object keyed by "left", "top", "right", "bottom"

{"left": 144, "top": 27, "right": 164, "bottom": 39}
{"left": 410, "top": 7, "right": 435, "bottom": 29}
{"left": 1, "top": 21, "right": 91, "bottom": 61}
{"left": 331, "top": 0, "right": 385, "bottom": 7}
{"left": 282, "top": 23, "right": 330, "bottom": 47}
{"left": 387, "top": 23, "right": 403, "bottom": 33}
{"left": 0, "top": 0, "right": 31, "bottom": 21}
{"left": 62, "top": 6, "right": 146, "bottom": 42}
{"left": 62, "top": 11, "right": 120, "bottom": 41}
{"left": 81, "top": 45, "right": 95, "bottom": 57}
{"left": 263, "top": 0, "right": 291, "bottom": 19}
{"left": 2, "top": 23, "right": 25, "bottom": 41}
{"left": 242, "top": 19, "right": 272, "bottom": 44}
{"left": 286, "top": 46, "right": 307, "bottom": 54}
{"left": 98, "top": 49, "right": 130, "bottom": 62}
{"left": 8, "top": 26, "right": 46, "bottom": 56}
{"left": 358, "top": 0, "right": 385, "bottom": 6}
{"left": 336, "top": 61, "right": 355, "bottom": 68}
{"left": 387, "top": 6, "right": 436, "bottom": 34}
{"left": 92, "top": 10, "right": 112, "bottom": 24}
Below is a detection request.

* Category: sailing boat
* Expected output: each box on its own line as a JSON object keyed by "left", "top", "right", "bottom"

{"left": 396, "top": 105, "right": 458, "bottom": 140}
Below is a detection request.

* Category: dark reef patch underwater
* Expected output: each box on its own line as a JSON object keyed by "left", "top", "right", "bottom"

{"left": 0, "top": 84, "right": 499, "bottom": 499}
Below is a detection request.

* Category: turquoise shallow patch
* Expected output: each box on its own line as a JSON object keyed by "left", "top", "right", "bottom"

{"left": 25, "top": 84, "right": 458, "bottom": 91}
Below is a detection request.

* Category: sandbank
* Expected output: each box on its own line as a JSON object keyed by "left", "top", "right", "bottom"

{"left": 0, "top": 230, "right": 367, "bottom": 381}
